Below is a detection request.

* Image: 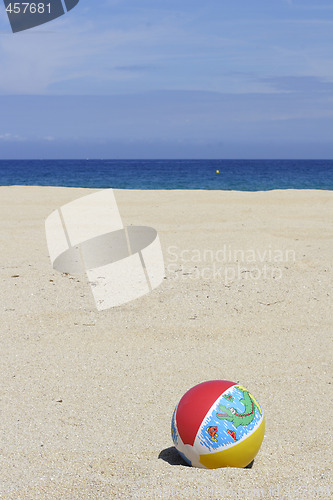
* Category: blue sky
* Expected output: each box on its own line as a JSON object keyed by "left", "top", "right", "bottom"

{"left": 0, "top": 0, "right": 333, "bottom": 158}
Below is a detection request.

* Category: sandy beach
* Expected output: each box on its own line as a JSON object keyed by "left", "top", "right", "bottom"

{"left": 0, "top": 186, "right": 332, "bottom": 499}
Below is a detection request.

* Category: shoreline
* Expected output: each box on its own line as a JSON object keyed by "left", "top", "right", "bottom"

{"left": 1, "top": 184, "right": 333, "bottom": 191}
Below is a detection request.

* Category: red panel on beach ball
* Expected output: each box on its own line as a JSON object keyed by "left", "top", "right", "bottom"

{"left": 176, "top": 380, "right": 236, "bottom": 445}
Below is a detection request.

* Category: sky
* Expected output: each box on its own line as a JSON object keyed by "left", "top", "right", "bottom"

{"left": 0, "top": 0, "right": 333, "bottom": 159}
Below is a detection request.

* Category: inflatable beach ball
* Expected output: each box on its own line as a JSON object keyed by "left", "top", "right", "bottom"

{"left": 171, "top": 380, "right": 265, "bottom": 469}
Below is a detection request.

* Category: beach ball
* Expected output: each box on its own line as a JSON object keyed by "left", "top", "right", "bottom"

{"left": 171, "top": 380, "right": 265, "bottom": 469}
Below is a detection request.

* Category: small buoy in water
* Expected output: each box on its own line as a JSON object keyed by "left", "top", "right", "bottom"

{"left": 216, "top": 170, "right": 219, "bottom": 174}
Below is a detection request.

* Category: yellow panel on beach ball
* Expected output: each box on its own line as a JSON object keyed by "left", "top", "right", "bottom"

{"left": 199, "top": 417, "right": 265, "bottom": 469}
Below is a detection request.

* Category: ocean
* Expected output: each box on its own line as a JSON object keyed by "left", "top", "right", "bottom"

{"left": 0, "top": 159, "right": 332, "bottom": 190}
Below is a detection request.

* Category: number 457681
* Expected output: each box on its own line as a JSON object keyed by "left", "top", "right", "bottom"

{"left": 6, "top": 3, "right": 51, "bottom": 14}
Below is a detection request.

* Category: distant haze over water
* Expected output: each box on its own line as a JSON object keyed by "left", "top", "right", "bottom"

{"left": 0, "top": 159, "right": 332, "bottom": 191}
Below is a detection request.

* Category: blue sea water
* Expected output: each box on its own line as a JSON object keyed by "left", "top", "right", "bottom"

{"left": 0, "top": 159, "right": 332, "bottom": 190}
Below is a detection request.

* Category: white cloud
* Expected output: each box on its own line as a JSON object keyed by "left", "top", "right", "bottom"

{"left": 0, "top": 15, "right": 172, "bottom": 94}
{"left": 0, "top": 132, "right": 26, "bottom": 141}
{"left": 1, "top": 2, "right": 333, "bottom": 96}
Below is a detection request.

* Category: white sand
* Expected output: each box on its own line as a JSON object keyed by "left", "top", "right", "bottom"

{"left": 0, "top": 186, "right": 332, "bottom": 499}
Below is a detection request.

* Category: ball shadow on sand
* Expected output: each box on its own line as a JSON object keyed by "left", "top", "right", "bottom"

{"left": 158, "top": 447, "right": 190, "bottom": 466}
{"left": 158, "top": 447, "right": 255, "bottom": 469}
